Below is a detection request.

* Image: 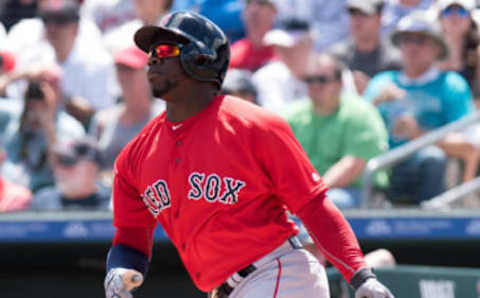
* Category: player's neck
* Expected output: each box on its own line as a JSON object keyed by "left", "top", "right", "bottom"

{"left": 165, "top": 87, "right": 218, "bottom": 122}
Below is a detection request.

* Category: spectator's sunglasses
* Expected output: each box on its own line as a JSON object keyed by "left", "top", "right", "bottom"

{"left": 149, "top": 44, "right": 182, "bottom": 59}
{"left": 53, "top": 154, "right": 78, "bottom": 167}
{"left": 41, "top": 15, "right": 78, "bottom": 25}
{"left": 303, "top": 73, "right": 341, "bottom": 84}
{"left": 441, "top": 5, "right": 469, "bottom": 18}
{"left": 399, "top": 34, "right": 431, "bottom": 46}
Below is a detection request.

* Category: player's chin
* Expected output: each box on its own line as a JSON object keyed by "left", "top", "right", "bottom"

{"left": 152, "top": 81, "right": 177, "bottom": 99}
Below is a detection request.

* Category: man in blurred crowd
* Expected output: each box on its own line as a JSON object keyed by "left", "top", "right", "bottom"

{"left": 39, "top": 0, "right": 117, "bottom": 127}
{"left": 364, "top": 12, "right": 476, "bottom": 203}
{"left": 31, "top": 137, "right": 110, "bottom": 211}
{"left": 89, "top": 46, "right": 163, "bottom": 179}
{"left": 229, "top": 0, "right": 277, "bottom": 72}
{"left": 3, "top": 65, "right": 85, "bottom": 193}
{"left": 1, "top": 0, "right": 117, "bottom": 127}
{"left": 286, "top": 53, "right": 389, "bottom": 208}
{"left": 329, "top": 0, "right": 402, "bottom": 94}
{"left": 252, "top": 19, "right": 312, "bottom": 114}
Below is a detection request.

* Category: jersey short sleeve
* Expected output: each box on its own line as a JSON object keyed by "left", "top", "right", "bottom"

{"left": 255, "top": 115, "right": 327, "bottom": 213}
{"left": 342, "top": 99, "right": 389, "bottom": 161}
{"left": 112, "top": 141, "right": 157, "bottom": 229}
{"left": 442, "top": 72, "right": 474, "bottom": 123}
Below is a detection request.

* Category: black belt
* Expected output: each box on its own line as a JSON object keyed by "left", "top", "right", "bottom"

{"left": 212, "top": 236, "right": 303, "bottom": 298}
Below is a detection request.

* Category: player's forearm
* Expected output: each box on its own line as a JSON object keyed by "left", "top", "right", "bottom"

{"left": 322, "top": 156, "right": 366, "bottom": 188}
{"left": 113, "top": 226, "right": 155, "bottom": 258}
{"left": 296, "top": 194, "right": 366, "bottom": 282}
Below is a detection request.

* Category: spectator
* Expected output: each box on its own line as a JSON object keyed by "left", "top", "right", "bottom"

{"left": 31, "top": 137, "right": 110, "bottom": 211}
{"left": 103, "top": 0, "right": 173, "bottom": 55}
{"left": 329, "top": 0, "right": 402, "bottom": 94}
{"left": 229, "top": 0, "right": 277, "bottom": 72}
{"left": 81, "top": 0, "right": 136, "bottom": 34}
{"left": 364, "top": 12, "right": 477, "bottom": 203}
{"left": 3, "top": 65, "right": 85, "bottom": 193}
{"left": 38, "top": 0, "right": 117, "bottom": 127}
{"left": 89, "top": 46, "right": 164, "bottom": 178}
{"left": 0, "top": 0, "right": 37, "bottom": 31}
{"left": 273, "top": 0, "right": 350, "bottom": 51}
{"left": 222, "top": 69, "right": 258, "bottom": 104}
{"left": 437, "top": 0, "right": 480, "bottom": 102}
{"left": 381, "top": 0, "right": 434, "bottom": 36}
{"left": 286, "top": 54, "right": 389, "bottom": 209}
{"left": 252, "top": 19, "right": 312, "bottom": 114}
{"left": 0, "top": 144, "right": 32, "bottom": 212}
{"left": 3, "top": 0, "right": 103, "bottom": 72}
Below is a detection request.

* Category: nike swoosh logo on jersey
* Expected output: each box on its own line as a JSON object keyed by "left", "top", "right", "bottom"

{"left": 172, "top": 124, "right": 183, "bottom": 130}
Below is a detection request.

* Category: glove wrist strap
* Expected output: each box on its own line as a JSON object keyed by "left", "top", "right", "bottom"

{"left": 106, "top": 244, "right": 149, "bottom": 277}
{"left": 350, "top": 267, "right": 376, "bottom": 290}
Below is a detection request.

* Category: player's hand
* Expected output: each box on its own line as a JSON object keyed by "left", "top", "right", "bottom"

{"left": 104, "top": 268, "right": 144, "bottom": 298}
{"left": 355, "top": 278, "right": 394, "bottom": 298}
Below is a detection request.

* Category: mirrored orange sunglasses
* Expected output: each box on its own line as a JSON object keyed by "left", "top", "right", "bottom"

{"left": 150, "top": 44, "right": 181, "bottom": 59}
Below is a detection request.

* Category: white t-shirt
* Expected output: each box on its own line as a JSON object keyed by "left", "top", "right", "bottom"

{"left": 61, "top": 39, "right": 118, "bottom": 110}
{"left": 4, "top": 18, "right": 117, "bottom": 110}
{"left": 252, "top": 61, "right": 308, "bottom": 114}
{"left": 4, "top": 18, "right": 103, "bottom": 71}
{"left": 102, "top": 19, "right": 143, "bottom": 55}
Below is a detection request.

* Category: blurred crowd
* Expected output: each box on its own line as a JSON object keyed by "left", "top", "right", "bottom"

{"left": 0, "top": 0, "right": 479, "bottom": 213}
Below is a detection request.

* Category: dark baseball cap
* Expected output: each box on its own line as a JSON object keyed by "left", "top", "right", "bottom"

{"left": 246, "top": 0, "right": 276, "bottom": 6}
{"left": 38, "top": 0, "right": 80, "bottom": 23}
{"left": 52, "top": 137, "right": 103, "bottom": 167}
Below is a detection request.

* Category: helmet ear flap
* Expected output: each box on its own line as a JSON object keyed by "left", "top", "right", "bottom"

{"left": 179, "top": 42, "right": 220, "bottom": 85}
{"left": 179, "top": 42, "right": 201, "bottom": 78}
{"left": 193, "top": 54, "right": 212, "bottom": 66}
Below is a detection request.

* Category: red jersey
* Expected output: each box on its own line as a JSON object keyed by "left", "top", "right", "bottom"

{"left": 113, "top": 95, "right": 327, "bottom": 291}
{"left": 229, "top": 38, "right": 276, "bottom": 72}
{"left": 0, "top": 178, "right": 32, "bottom": 212}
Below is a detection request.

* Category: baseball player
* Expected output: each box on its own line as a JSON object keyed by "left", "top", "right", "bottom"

{"left": 104, "top": 11, "right": 394, "bottom": 298}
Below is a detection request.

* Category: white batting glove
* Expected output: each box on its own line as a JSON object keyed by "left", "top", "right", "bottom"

{"left": 104, "top": 268, "right": 144, "bottom": 298}
{"left": 355, "top": 278, "right": 394, "bottom": 298}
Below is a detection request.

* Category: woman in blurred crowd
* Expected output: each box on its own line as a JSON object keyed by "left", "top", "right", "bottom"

{"left": 437, "top": 0, "right": 480, "bottom": 106}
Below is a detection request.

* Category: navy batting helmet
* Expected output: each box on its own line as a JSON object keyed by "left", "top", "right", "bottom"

{"left": 134, "top": 11, "right": 230, "bottom": 87}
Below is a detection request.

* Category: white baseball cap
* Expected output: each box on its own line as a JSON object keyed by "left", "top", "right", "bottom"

{"left": 263, "top": 19, "right": 311, "bottom": 47}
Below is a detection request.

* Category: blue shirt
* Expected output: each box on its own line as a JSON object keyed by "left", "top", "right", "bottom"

{"left": 363, "top": 70, "right": 474, "bottom": 148}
